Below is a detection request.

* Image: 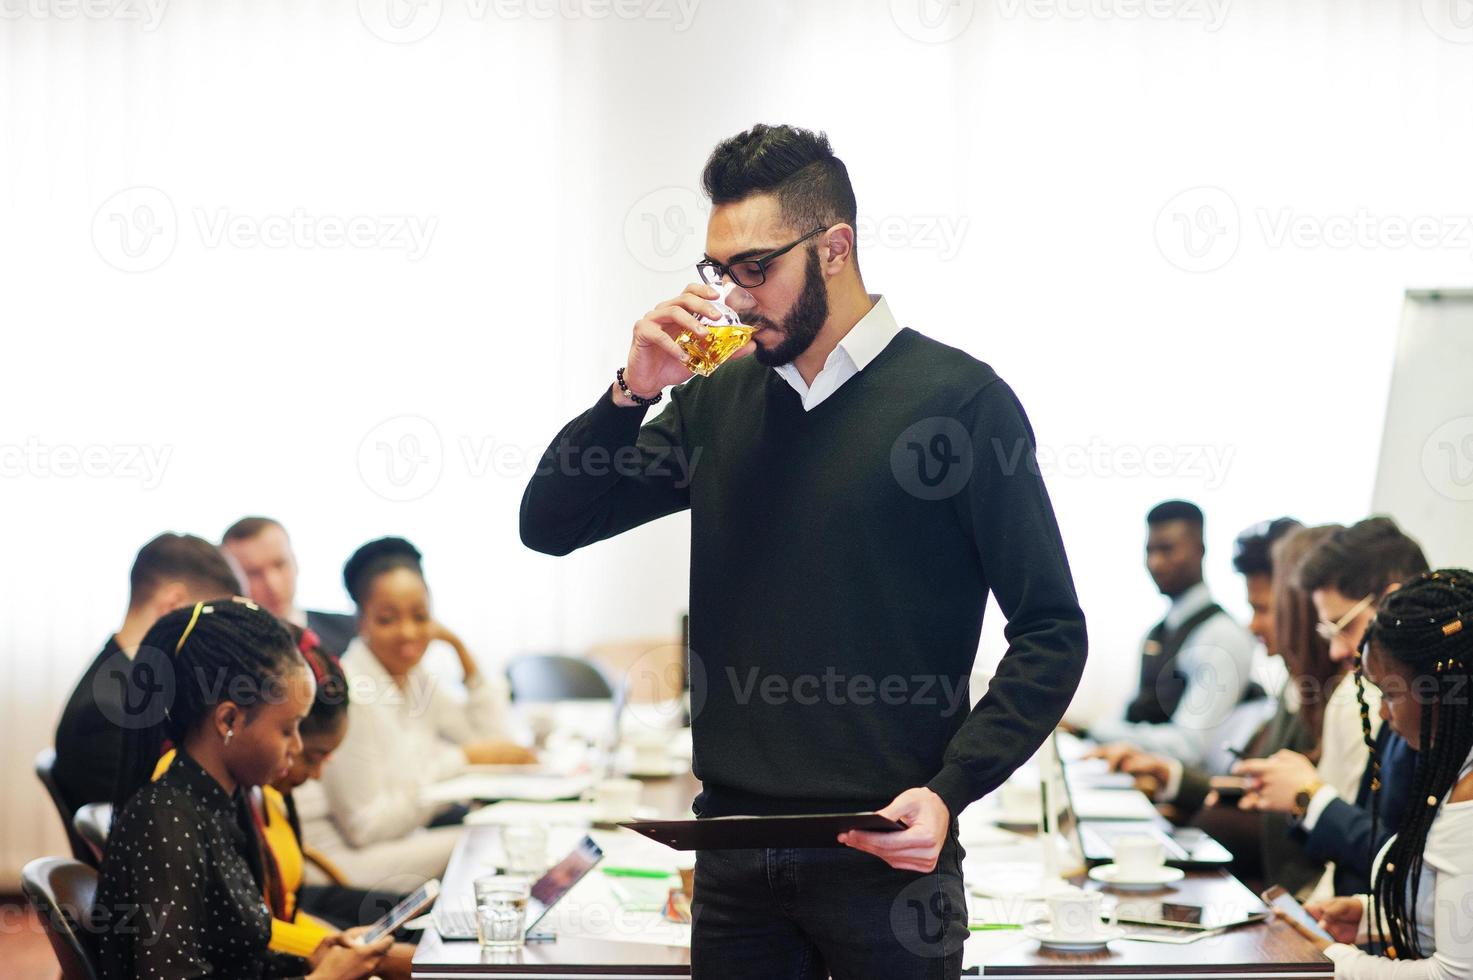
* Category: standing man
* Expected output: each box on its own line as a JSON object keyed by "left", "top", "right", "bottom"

{"left": 1088, "top": 500, "right": 1257, "bottom": 770}
{"left": 220, "top": 516, "right": 357, "bottom": 656}
{"left": 521, "top": 124, "right": 1087, "bottom": 978}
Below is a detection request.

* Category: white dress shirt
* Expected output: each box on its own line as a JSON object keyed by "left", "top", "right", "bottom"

{"left": 315, "top": 637, "right": 513, "bottom": 849}
{"left": 772, "top": 294, "right": 903, "bottom": 411}
{"left": 1305, "top": 672, "right": 1385, "bottom": 900}
{"left": 1090, "top": 582, "right": 1258, "bottom": 769}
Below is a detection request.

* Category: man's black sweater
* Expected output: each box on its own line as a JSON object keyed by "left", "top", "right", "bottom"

{"left": 521, "top": 327, "right": 1087, "bottom": 819}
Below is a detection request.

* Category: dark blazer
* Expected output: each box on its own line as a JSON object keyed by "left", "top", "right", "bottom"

{"left": 305, "top": 609, "right": 357, "bottom": 658}
{"left": 1295, "top": 725, "right": 1415, "bottom": 895}
{"left": 1177, "top": 695, "right": 1325, "bottom": 897}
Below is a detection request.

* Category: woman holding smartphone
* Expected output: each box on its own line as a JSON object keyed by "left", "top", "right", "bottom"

{"left": 1287, "top": 571, "right": 1473, "bottom": 978}
{"left": 97, "top": 597, "right": 391, "bottom": 980}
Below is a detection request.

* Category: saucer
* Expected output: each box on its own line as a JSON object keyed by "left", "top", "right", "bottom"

{"left": 624, "top": 759, "right": 686, "bottom": 779}
{"left": 1087, "top": 864, "right": 1185, "bottom": 890}
{"left": 1023, "top": 922, "right": 1127, "bottom": 951}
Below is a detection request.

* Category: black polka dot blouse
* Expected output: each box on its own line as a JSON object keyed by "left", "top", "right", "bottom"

{"left": 94, "top": 749, "right": 311, "bottom": 979}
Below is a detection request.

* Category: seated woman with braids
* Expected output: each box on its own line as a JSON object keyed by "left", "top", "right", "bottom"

{"left": 1285, "top": 570, "right": 1473, "bottom": 978}
{"left": 305, "top": 537, "right": 534, "bottom": 883}
{"left": 96, "top": 597, "right": 392, "bottom": 980}
{"left": 148, "top": 625, "right": 418, "bottom": 977}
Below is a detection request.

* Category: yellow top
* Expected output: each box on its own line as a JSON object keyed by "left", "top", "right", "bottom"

{"left": 152, "top": 750, "right": 335, "bottom": 959}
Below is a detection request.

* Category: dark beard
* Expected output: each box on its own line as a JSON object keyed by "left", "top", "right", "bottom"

{"left": 750, "top": 247, "right": 829, "bottom": 368}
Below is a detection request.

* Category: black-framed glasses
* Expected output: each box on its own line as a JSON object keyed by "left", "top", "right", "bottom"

{"left": 696, "top": 226, "right": 826, "bottom": 289}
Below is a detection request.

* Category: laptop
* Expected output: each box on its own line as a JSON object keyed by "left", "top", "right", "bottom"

{"left": 433, "top": 834, "right": 604, "bottom": 941}
{"left": 1042, "top": 733, "right": 1233, "bottom": 870}
{"left": 1077, "top": 820, "right": 1235, "bottom": 869}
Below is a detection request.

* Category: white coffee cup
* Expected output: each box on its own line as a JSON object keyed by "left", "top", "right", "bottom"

{"left": 584, "top": 777, "right": 642, "bottom": 822}
{"left": 1111, "top": 834, "right": 1166, "bottom": 877}
{"left": 998, "top": 778, "right": 1041, "bottom": 825}
{"left": 1046, "top": 888, "right": 1106, "bottom": 942}
{"left": 627, "top": 732, "right": 669, "bottom": 774}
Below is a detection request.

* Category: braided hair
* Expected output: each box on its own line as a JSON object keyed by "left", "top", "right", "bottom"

{"left": 1355, "top": 569, "right": 1473, "bottom": 960}
{"left": 113, "top": 597, "right": 304, "bottom": 812}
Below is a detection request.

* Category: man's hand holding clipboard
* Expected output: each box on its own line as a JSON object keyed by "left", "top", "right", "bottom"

{"left": 838, "top": 786, "right": 950, "bottom": 873}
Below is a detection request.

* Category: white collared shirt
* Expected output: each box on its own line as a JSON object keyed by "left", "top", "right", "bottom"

{"left": 315, "top": 637, "right": 513, "bottom": 848}
{"left": 1089, "top": 581, "right": 1257, "bottom": 770}
{"left": 772, "top": 294, "right": 903, "bottom": 411}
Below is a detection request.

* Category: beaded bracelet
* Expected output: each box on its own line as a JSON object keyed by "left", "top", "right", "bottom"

{"left": 616, "top": 367, "right": 663, "bottom": 407}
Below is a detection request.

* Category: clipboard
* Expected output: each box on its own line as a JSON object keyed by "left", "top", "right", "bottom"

{"left": 619, "top": 811, "right": 906, "bottom": 850}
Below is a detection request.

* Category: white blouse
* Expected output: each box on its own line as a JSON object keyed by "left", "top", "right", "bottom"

{"left": 316, "top": 637, "right": 513, "bottom": 848}
{"left": 1325, "top": 748, "right": 1473, "bottom": 978}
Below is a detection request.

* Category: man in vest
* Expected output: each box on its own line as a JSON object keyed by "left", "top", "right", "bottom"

{"left": 1089, "top": 499, "right": 1256, "bottom": 770}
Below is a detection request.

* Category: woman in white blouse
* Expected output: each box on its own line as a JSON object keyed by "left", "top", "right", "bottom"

{"left": 1283, "top": 570, "right": 1473, "bottom": 979}
{"left": 306, "top": 537, "right": 534, "bottom": 883}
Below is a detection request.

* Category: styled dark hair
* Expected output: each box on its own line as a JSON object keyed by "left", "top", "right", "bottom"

{"left": 221, "top": 515, "right": 285, "bottom": 544}
{"left": 1297, "top": 517, "right": 1429, "bottom": 599}
{"left": 294, "top": 627, "right": 349, "bottom": 737}
{"left": 1272, "top": 525, "right": 1342, "bottom": 750}
{"left": 113, "top": 598, "right": 303, "bottom": 812}
{"left": 129, "top": 533, "right": 242, "bottom": 609}
{"left": 1356, "top": 570, "right": 1473, "bottom": 961}
{"left": 1146, "top": 499, "right": 1204, "bottom": 529}
{"left": 343, "top": 536, "right": 424, "bottom": 607}
{"left": 702, "top": 124, "right": 858, "bottom": 237}
{"left": 1232, "top": 517, "right": 1302, "bottom": 577}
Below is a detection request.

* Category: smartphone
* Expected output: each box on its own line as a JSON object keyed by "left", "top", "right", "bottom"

{"left": 1261, "top": 885, "right": 1334, "bottom": 944}
{"left": 1210, "top": 775, "right": 1250, "bottom": 805}
{"left": 1113, "top": 900, "right": 1209, "bottom": 930}
{"left": 360, "top": 879, "right": 440, "bottom": 944}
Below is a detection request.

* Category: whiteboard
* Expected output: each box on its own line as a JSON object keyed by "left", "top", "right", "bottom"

{"left": 1370, "top": 290, "right": 1473, "bottom": 569}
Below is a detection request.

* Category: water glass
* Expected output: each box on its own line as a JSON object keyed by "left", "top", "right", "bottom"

{"left": 474, "top": 875, "right": 530, "bottom": 948}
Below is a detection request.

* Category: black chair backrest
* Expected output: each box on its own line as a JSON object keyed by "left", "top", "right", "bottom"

{"left": 506, "top": 654, "right": 615, "bottom": 701}
{"left": 73, "top": 803, "right": 112, "bottom": 866}
{"left": 21, "top": 857, "right": 102, "bottom": 980}
{"left": 34, "top": 748, "right": 96, "bottom": 866}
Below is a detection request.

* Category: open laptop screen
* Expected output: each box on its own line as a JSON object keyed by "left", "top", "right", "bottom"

{"left": 527, "top": 835, "right": 603, "bottom": 930}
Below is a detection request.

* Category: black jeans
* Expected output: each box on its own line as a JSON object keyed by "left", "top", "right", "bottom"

{"left": 690, "top": 832, "right": 968, "bottom": 980}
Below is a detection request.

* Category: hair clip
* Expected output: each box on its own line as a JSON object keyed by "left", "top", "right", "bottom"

{"left": 175, "top": 601, "right": 213, "bottom": 654}
{"left": 231, "top": 596, "right": 260, "bottom": 611}
{"left": 1443, "top": 619, "right": 1464, "bottom": 637}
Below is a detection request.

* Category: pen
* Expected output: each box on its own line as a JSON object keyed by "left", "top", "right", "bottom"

{"left": 602, "top": 866, "right": 677, "bottom": 879}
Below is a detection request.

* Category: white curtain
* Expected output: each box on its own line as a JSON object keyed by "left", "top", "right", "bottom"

{"left": 4, "top": 0, "right": 1472, "bottom": 885}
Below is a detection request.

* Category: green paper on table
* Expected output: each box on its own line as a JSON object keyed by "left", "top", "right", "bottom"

{"left": 608, "top": 873, "right": 677, "bottom": 912}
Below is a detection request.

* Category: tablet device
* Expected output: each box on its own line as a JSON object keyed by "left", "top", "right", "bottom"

{"left": 361, "top": 879, "right": 439, "bottom": 944}
{"left": 620, "top": 811, "right": 905, "bottom": 850}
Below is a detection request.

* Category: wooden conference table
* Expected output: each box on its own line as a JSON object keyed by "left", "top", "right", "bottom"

{"left": 412, "top": 769, "right": 1333, "bottom": 978}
